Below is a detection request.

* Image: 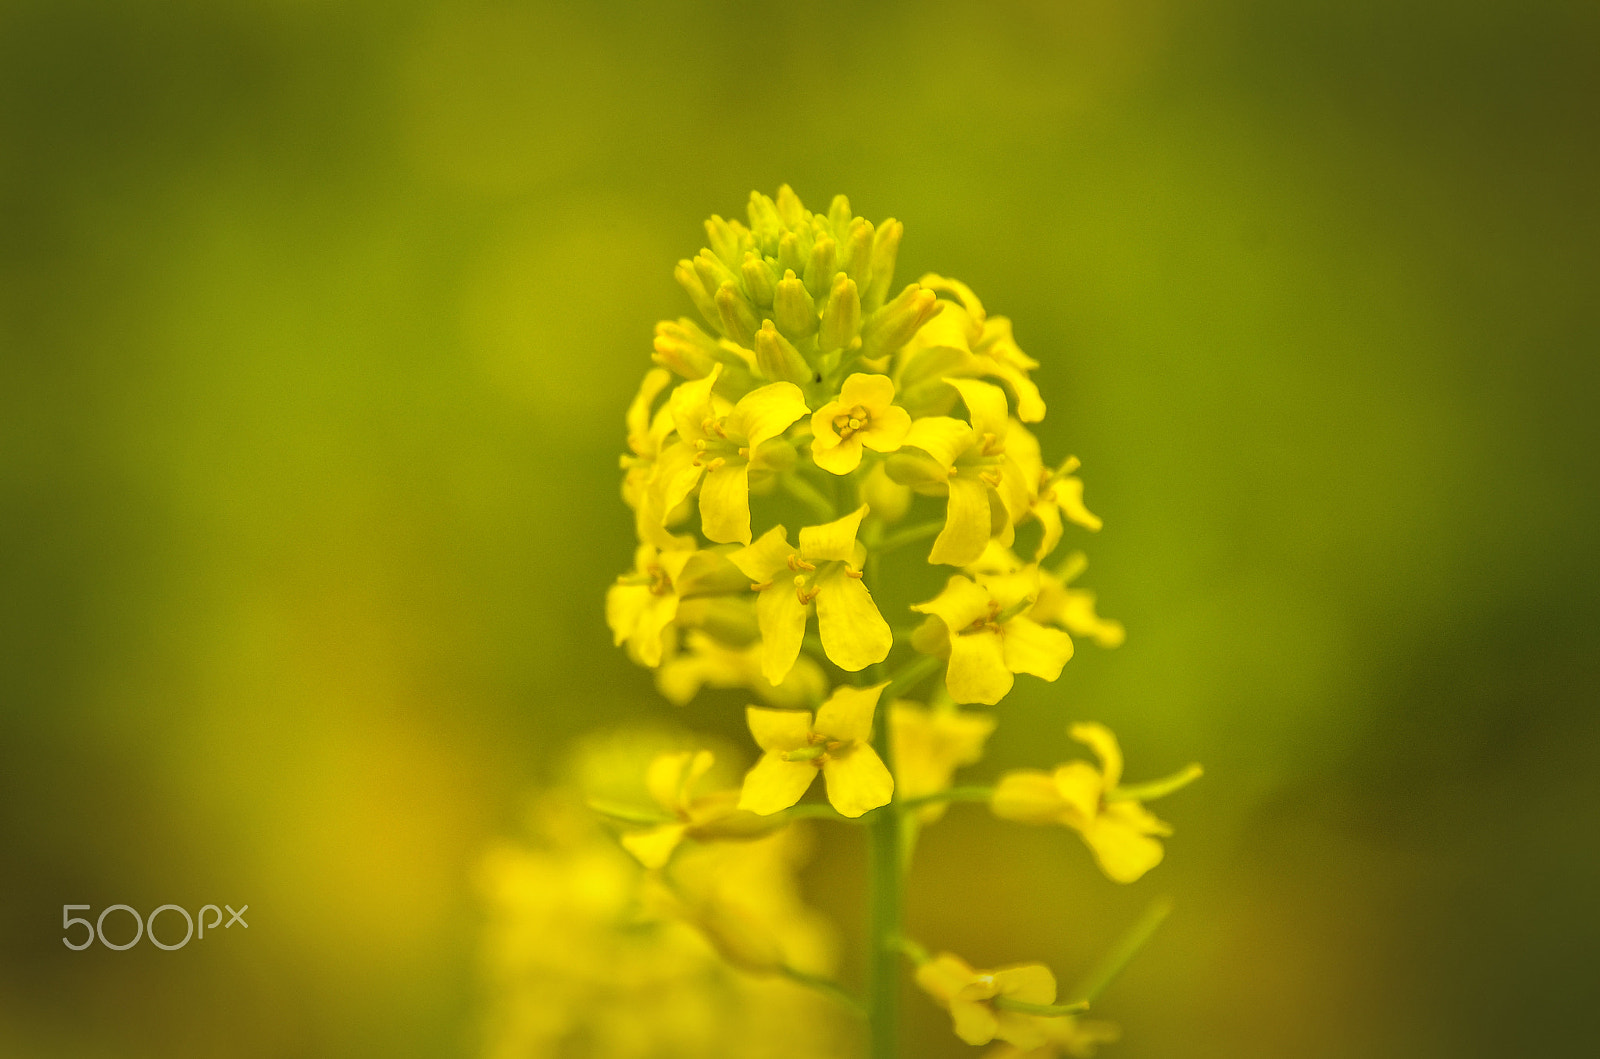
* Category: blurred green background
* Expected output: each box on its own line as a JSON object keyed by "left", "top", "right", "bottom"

{"left": 3, "top": 0, "right": 1597, "bottom": 1055}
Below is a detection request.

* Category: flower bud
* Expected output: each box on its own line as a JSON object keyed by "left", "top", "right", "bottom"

{"left": 773, "top": 269, "right": 818, "bottom": 340}
{"left": 775, "top": 183, "right": 807, "bottom": 228}
{"left": 704, "top": 214, "right": 747, "bottom": 267}
{"left": 861, "top": 283, "right": 941, "bottom": 360}
{"left": 862, "top": 218, "right": 903, "bottom": 313}
{"left": 827, "top": 193, "right": 851, "bottom": 233}
{"left": 754, "top": 319, "right": 813, "bottom": 385}
{"left": 841, "top": 216, "right": 875, "bottom": 281}
{"left": 747, "top": 190, "right": 782, "bottom": 239}
{"left": 803, "top": 236, "right": 838, "bottom": 298}
{"left": 715, "top": 281, "right": 760, "bottom": 348}
{"left": 652, "top": 318, "right": 720, "bottom": 378}
{"left": 674, "top": 259, "right": 719, "bottom": 329}
{"left": 741, "top": 252, "right": 777, "bottom": 307}
{"left": 818, "top": 273, "right": 861, "bottom": 354}
{"left": 777, "top": 230, "right": 808, "bottom": 277}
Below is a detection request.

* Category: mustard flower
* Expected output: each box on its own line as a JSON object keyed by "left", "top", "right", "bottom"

{"left": 969, "top": 543, "right": 1125, "bottom": 650}
{"left": 809, "top": 372, "right": 912, "bottom": 474}
{"left": 891, "top": 700, "right": 996, "bottom": 822}
{"left": 618, "top": 750, "right": 774, "bottom": 869}
{"left": 991, "top": 722, "right": 1200, "bottom": 883}
{"left": 739, "top": 683, "right": 893, "bottom": 818}
{"left": 891, "top": 376, "right": 1033, "bottom": 567}
{"left": 659, "top": 364, "right": 809, "bottom": 546}
{"left": 606, "top": 545, "right": 749, "bottom": 668}
{"left": 1005, "top": 424, "right": 1102, "bottom": 561}
{"left": 896, "top": 274, "right": 1045, "bottom": 423}
{"left": 911, "top": 566, "right": 1074, "bottom": 705}
{"left": 915, "top": 951, "right": 1059, "bottom": 1048}
{"left": 655, "top": 630, "right": 828, "bottom": 709}
{"left": 730, "top": 505, "right": 892, "bottom": 684}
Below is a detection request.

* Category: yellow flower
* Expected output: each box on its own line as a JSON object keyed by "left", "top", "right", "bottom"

{"left": 618, "top": 750, "right": 775, "bottom": 869}
{"left": 895, "top": 274, "right": 1045, "bottom": 423}
{"left": 969, "top": 543, "right": 1124, "bottom": 650}
{"left": 729, "top": 505, "right": 892, "bottom": 684}
{"left": 655, "top": 630, "right": 828, "bottom": 709}
{"left": 911, "top": 566, "right": 1074, "bottom": 705}
{"left": 891, "top": 377, "right": 1033, "bottom": 567}
{"left": 809, "top": 372, "right": 912, "bottom": 474}
{"left": 983, "top": 1016, "right": 1121, "bottom": 1058}
{"left": 915, "top": 951, "right": 1058, "bottom": 1048}
{"left": 606, "top": 545, "right": 749, "bottom": 668}
{"left": 659, "top": 364, "right": 809, "bottom": 545}
{"left": 991, "top": 722, "right": 1200, "bottom": 883}
{"left": 891, "top": 700, "right": 996, "bottom": 822}
{"left": 621, "top": 368, "right": 697, "bottom": 549}
{"left": 739, "top": 684, "right": 894, "bottom": 818}
{"left": 1006, "top": 426, "right": 1102, "bottom": 561}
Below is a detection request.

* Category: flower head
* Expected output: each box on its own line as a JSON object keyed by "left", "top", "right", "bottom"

{"left": 739, "top": 684, "right": 894, "bottom": 818}
{"left": 730, "top": 505, "right": 892, "bottom": 684}
{"left": 911, "top": 566, "right": 1074, "bottom": 705}
{"left": 809, "top": 372, "right": 912, "bottom": 474}
{"left": 992, "top": 722, "right": 1200, "bottom": 883}
{"left": 915, "top": 952, "right": 1058, "bottom": 1048}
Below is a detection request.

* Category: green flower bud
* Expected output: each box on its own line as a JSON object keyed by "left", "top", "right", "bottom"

{"left": 741, "top": 251, "right": 777, "bottom": 307}
{"left": 862, "top": 218, "right": 903, "bottom": 314}
{"left": 803, "top": 236, "right": 838, "bottom": 298}
{"left": 652, "top": 317, "right": 720, "bottom": 378}
{"left": 827, "top": 193, "right": 852, "bottom": 236}
{"left": 675, "top": 259, "right": 719, "bottom": 329}
{"left": 694, "top": 249, "right": 740, "bottom": 301}
{"left": 841, "top": 216, "right": 875, "bottom": 282}
{"left": 775, "top": 183, "right": 807, "bottom": 228}
{"left": 715, "top": 281, "right": 760, "bottom": 348}
{"left": 754, "top": 319, "right": 813, "bottom": 385}
{"left": 747, "top": 190, "right": 782, "bottom": 241}
{"left": 861, "top": 282, "right": 941, "bottom": 360}
{"left": 704, "top": 214, "right": 748, "bottom": 267}
{"left": 818, "top": 273, "right": 861, "bottom": 354}
{"left": 773, "top": 269, "right": 818, "bottom": 341}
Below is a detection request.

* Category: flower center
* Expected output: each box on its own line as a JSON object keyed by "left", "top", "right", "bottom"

{"left": 646, "top": 563, "right": 673, "bottom": 597}
{"left": 832, "top": 404, "right": 871, "bottom": 441}
{"left": 963, "top": 601, "right": 1003, "bottom": 635}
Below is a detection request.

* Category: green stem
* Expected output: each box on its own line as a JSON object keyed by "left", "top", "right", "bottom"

{"left": 780, "top": 964, "right": 868, "bottom": 1019}
{"left": 1106, "top": 764, "right": 1204, "bottom": 803}
{"left": 880, "top": 653, "right": 941, "bottom": 701}
{"left": 867, "top": 696, "right": 903, "bottom": 1059}
{"left": 896, "top": 785, "right": 994, "bottom": 812}
{"left": 873, "top": 519, "right": 945, "bottom": 555}
{"left": 993, "top": 996, "right": 1092, "bottom": 1017}
{"left": 782, "top": 474, "right": 837, "bottom": 522}
{"left": 1071, "top": 896, "right": 1174, "bottom": 1003}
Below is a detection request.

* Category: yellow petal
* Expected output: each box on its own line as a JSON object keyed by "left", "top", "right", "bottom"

{"left": 605, "top": 583, "right": 650, "bottom": 647}
{"left": 620, "top": 822, "right": 689, "bottom": 869}
{"left": 861, "top": 402, "right": 912, "bottom": 452}
{"left": 991, "top": 770, "right": 1065, "bottom": 824}
{"left": 816, "top": 571, "right": 892, "bottom": 671}
{"left": 919, "top": 273, "right": 986, "bottom": 338}
{"left": 945, "top": 376, "right": 1010, "bottom": 439}
{"left": 929, "top": 474, "right": 992, "bottom": 567}
{"left": 988, "top": 358, "right": 1046, "bottom": 423}
{"left": 655, "top": 440, "right": 706, "bottom": 516}
{"left": 1032, "top": 502, "right": 1064, "bottom": 562}
{"left": 699, "top": 461, "right": 752, "bottom": 544}
{"left": 811, "top": 430, "right": 865, "bottom": 475}
{"left": 745, "top": 706, "right": 812, "bottom": 752}
{"left": 822, "top": 744, "right": 893, "bottom": 817}
{"left": 1052, "top": 761, "right": 1104, "bottom": 823}
{"left": 755, "top": 580, "right": 809, "bottom": 685}
{"left": 669, "top": 365, "right": 723, "bottom": 441}
{"left": 728, "top": 381, "right": 809, "bottom": 448}
{"left": 901, "top": 415, "right": 972, "bottom": 470}
{"left": 912, "top": 574, "right": 993, "bottom": 632}
{"left": 838, "top": 371, "right": 897, "bottom": 411}
{"left": 730, "top": 525, "right": 795, "bottom": 583}
{"left": 946, "top": 628, "right": 1013, "bottom": 705}
{"left": 1081, "top": 812, "right": 1166, "bottom": 883}
{"left": 814, "top": 682, "right": 886, "bottom": 744}
{"left": 645, "top": 750, "right": 711, "bottom": 811}
{"left": 950, "top": 996, "right": 1001, "bottom": 1046}
{"left": 989, "top": 963, "right": 1057, "bottom": 1006}
{"left": 738, "top": 754, "right": 818, "bottom": 815}
{"left": 1001, "top": 616, "right": 1074, "bottom": 682}
{"left": 799, "top": 504, "right": 868, "bottom": 562}
{"left": 1069, "top": 722, "right": 1123, "bottom": 790}
{"left": 625, "top": 368, "right": 673, "bottom": 454}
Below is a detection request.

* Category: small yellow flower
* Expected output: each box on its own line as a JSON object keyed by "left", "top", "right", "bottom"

{"left": 969, "top": 543, "right": 1124, "bottom": 650}
{"left": 618, "top": 750, "right": 775, "bottom": 869}
{"left": 729, "top": 505, "right": 892, "bottom": 684}
{"left": 621, "top": 368, "right": 696, "bottom": 549}
{"left": 891, "top": 700, "right": 996, "bottom": 822}
{"left": 983, "top": 1016, "right": 1121, "bottom": 1058}
{"left": 606, "top": 545, "right": 749, "bottom": 668}
{"left": 739, "top": 684, "right": 894, "bottom": 818}
{"left": 1006, "top": 427, "right": 1102, "bottom": 561}
{"left": 809, "top": 373, "right": 912, "bottom": 474}
{"left": 655, "top": 630, "right": 828, "bottom": 709}
{"left": 896, "top": 274, "right": 1045, "bottom": 423}
{"left": 659, "top": 364, "right": 809, "bottom": 545}
{"left": 892, "top": 377, "right": 1033, "bottom": 567}
{"left": 992, "top": 722, "right": 1200, "bottom": 884}
{"left": 915, "top": 951, "right": 1058, "bottom": 1048}
{"left": 911, "top": 566, "right": 1074, "bottom": 705}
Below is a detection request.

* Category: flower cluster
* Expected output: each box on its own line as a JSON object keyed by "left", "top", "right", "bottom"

{"left": 593, "top": 187, "right": 1201, "bottom": 1058}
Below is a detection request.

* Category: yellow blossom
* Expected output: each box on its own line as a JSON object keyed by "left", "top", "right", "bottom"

{"left": 617, "top": 750, "right": 775, "bottom": 869}
{"left": 606, "top": 545, "right": 748, "bottom": 668}
{"left": 621, "top": 368, "right": 696, "bottom": 549}
{"left": 655, "top": 630, "right": 828, "bottom": 709}
{"left": 891, "top": 377, "right": 1033, "bottom": 567}
{"left": 739, "top": 684, "right": 893, "bottom": 818}
{"left": 809, "top": 372, "right": 912, "bottom": 474}
{"left": 658, "top": 364, "right": 809, "bottom": 545}
{"left": 891, "top": 700, "right": 996, "bottom": 822}
{"left": 1006, "top": 425, "right": 1102, "bottom": 560}
{"left": 983, "top": 1016, "right": 1122, "bottom": 1058}
{"left": 729, "top": 505, "right": 892, "bottom": 684}
{"left": 915, "top": 951, "right": 1059, "bottom": 1048}
{"left": 911, "top": 566, "right": 1074, "bottom": 706}
{"left": 991, "top": 722, "right": 1200, "bottom": 883}
{"left": 895, "top": 274, "right": 1046, "bottom": 423}
{"left": 969, "top": 543, "right": 1124, "bottom": 650}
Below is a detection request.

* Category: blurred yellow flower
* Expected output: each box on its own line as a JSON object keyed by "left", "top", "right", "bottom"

{"left": 617, "top": 750, "right": 775, "bottom": 869}
{"left": 911, "top": 566, "right": 1074, "bottom": 705}
{"left": 730, "top": 505, "right": 891, "bottom": 684}
{"left": 739, "top": 684, "right": 893, "bottom": 818}
{"left": 991, "top": 722, "right": 1200, "bottom": 883}
{"left": 983, "top": 1016, "right": 1121, "bottom": 1059}
{"left": 915, "top": 951, "right": 1058, "bottom": 1048}
{"left": 658, "top": 365, "right": 809, "bottom": 545}
{"left": 607, "top": 546, "right": 748, "bottom": 668}
{"left": 891, "top": 700, "right": 996, "bottom": 822}
{"left": 655, "top": 630, "right": 828, "bottom": 709}
{"left": 809, "top": 372, "right": 911, "bottom": 475}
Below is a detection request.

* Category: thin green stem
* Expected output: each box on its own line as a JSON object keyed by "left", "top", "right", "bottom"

{"left": 993, "top": 997, "right": 1092, "bottom": 1017}
{"left": 780, "top": 964, "right": 868, "bottom": 1019}
{"left": 1106, "top": 764, "right": 1204, "bottom": 803}
{"left": 1071, "top": 896, "right": 1174, "bottom": 1004}
{"left": 897, "top": 785, "right": 994, "bottom": 812}
{"left": 782, "top": 473, "right": 837, "bottom": 522}
{"left": 881, "top": 653, "right": 941, "bottom": 701}
{"left": 874, "top": 519, "right": 944, "bottom": 556}
{"left": 867, "top": 697, "right": 903, "bottom": 1059}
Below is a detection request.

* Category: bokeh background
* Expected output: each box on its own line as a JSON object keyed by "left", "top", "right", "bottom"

{"left": 3, "top": 0, "right": 1597, "bottom": 1055}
